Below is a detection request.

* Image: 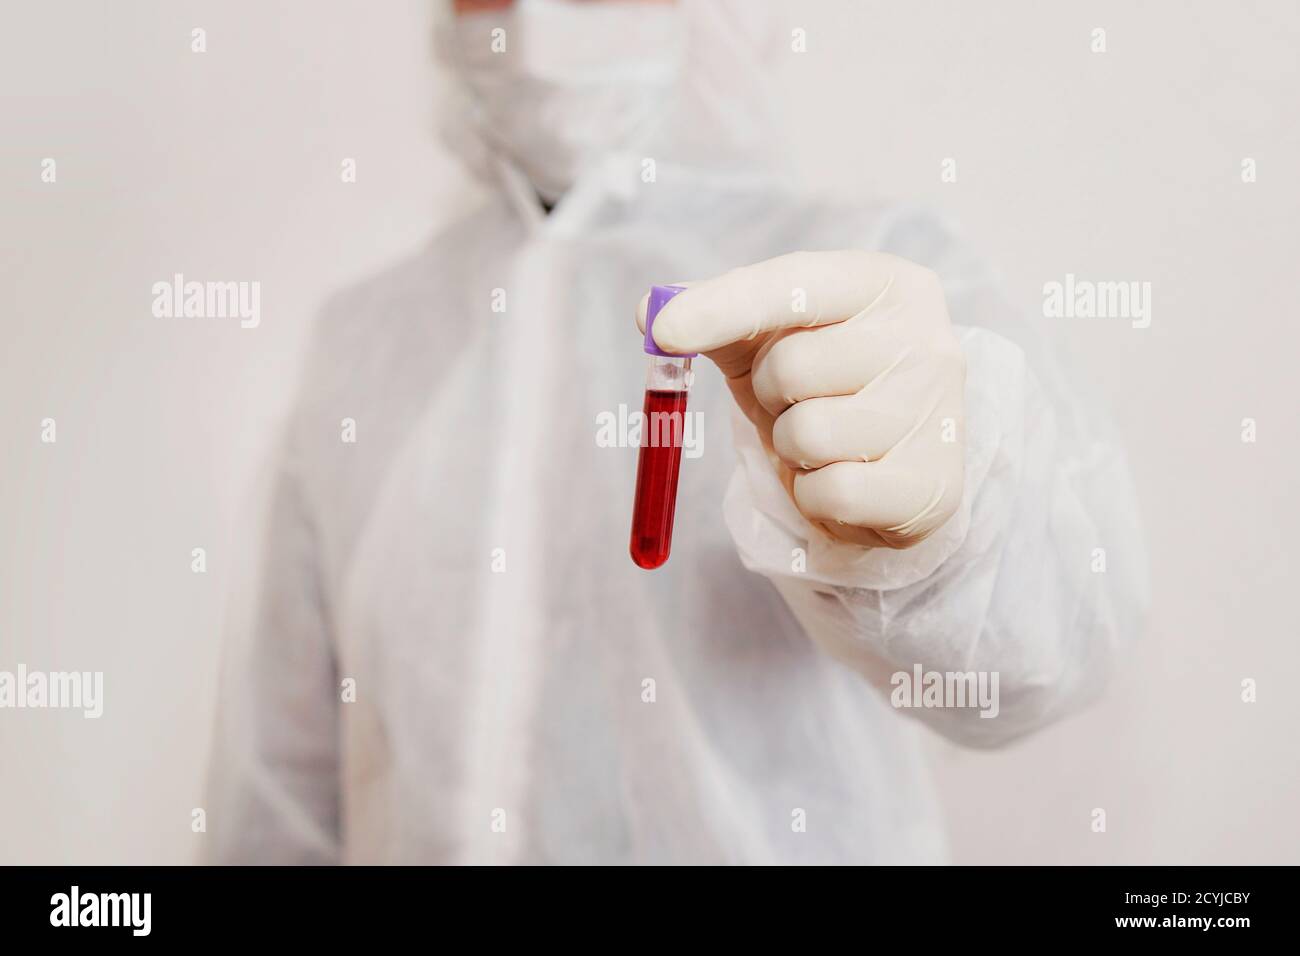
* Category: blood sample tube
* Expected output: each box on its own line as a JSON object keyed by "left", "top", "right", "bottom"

{"left": 630, "top": 284, "right": 695, "bottom": 570}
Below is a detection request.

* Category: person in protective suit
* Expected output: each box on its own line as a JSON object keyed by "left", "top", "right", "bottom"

{"left": 206, "top": 0, "right": 1147, "bottom": 864}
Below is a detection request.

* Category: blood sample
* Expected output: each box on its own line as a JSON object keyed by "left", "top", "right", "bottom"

{"left": 630, "top": 284, "right": 695, "bottom": 570}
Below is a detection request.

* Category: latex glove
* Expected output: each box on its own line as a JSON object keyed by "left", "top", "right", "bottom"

{"left": 638, "top": 251, "right": 965, "bottom": 549}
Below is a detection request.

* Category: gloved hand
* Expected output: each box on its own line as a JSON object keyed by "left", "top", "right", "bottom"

{"left": 638, "top": 251, "right": 965, "bottom": 549}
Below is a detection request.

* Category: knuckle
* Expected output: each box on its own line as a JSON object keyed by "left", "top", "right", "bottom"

{"left": 799, "top": 462, "right": 861, "bottom": 518}
{"left": 771, "top": 403, "right": 818, "bottom": 465}
{"left": 754, "top": 336, "right": 807, "bottom": 406}
{"left": 875, "top": 252, "right": 941, "bottom": 293}
{"left": 931, "top": 340, "right": 966, "bottom": 377}
{"left": 916, "top": 263, "right": 942, "bottom": 287}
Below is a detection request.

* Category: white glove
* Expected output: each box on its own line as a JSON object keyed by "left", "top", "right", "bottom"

{"left": 638, "top": 250, "right": 965, "bottom": 549}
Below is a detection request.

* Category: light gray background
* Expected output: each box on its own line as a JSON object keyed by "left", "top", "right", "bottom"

{"left": 2, "top": 0, "right": 1297, "bottom": 863}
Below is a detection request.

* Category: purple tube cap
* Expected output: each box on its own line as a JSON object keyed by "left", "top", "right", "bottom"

{"left": 644, "top": 284, "right": 696, "bottom": 358}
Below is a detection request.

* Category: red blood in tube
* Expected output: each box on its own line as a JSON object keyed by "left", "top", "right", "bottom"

{"left": 629, "top": 388, "right": 689, "bottom": 569}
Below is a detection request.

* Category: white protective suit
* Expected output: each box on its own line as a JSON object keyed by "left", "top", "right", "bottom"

{"left": 206, "top": 0, "right": 1147, "bottom": 864}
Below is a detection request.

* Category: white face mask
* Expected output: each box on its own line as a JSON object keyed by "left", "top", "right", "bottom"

{"left": 451, "top": 0, "right": 684, "bottom": 203}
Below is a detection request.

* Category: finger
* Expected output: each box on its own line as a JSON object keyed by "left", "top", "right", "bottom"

{"left": 771, "top": 394, "right": 914, "bottom": 471}
{"left": 766, "top": 343, "right": 962, "bottom": 465}
{"left": 793, "top": 460, "right": 957, "bottom": 546}
{"left": 750, "top": 315, "right": 912, "bottom": 416}
{"left": 648, "top": 250, "right": 900, "bottom": 355}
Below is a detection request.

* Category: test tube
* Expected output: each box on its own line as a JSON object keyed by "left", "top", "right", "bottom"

{"left": 630, "top": 284, "right": 695, "bottom": 570}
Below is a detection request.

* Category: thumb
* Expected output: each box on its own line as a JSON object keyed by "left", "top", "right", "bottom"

{"left": 635, "top": 280, "right": 763, "bottom": 382}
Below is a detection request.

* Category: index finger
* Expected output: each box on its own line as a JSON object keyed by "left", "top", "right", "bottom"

{"left": 644, "top": 250, "right": 899, "bottom": 356}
